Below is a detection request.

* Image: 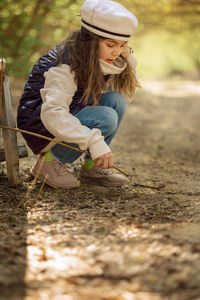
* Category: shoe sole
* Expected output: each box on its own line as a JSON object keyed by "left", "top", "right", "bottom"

{"left": 80, "top": 176, "right": 128, "bottom": 187}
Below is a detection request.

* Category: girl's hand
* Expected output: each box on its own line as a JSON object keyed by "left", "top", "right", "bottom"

{"left": 94, "top": 152, "right": 113, "bottom": 169}
{"left": 121, "top": 45, "right": 131, "bottom": 59}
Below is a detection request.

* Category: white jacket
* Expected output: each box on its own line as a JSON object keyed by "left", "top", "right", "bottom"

{"left": 40, "top": 54, "right": 137, "bottom": 159}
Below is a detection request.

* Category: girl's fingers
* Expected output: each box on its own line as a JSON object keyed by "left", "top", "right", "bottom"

{"left": 95, "top": 158, "right": 103, "bottom": 167}
{"left": 108, "top": 155, "right": 113, "bottom": 168}
{"left": 101, "top": 157, "right": 108, "bottom": 168}
{"left": 94, "top": 153, "right": 113, "bottom": 168}
{"left": 94, "top": 157, "right": 103, "bottom": 167}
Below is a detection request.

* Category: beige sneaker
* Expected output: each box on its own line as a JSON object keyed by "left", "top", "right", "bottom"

{"left": 30, "top": 156, "right": 80, "bottom": 189}
{"left": 79, "top": 165, "right": 129, "bottom": 187}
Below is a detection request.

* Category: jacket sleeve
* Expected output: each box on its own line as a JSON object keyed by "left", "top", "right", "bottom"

{"left": 40, "top": 64, "right": 111, "bottom": 160}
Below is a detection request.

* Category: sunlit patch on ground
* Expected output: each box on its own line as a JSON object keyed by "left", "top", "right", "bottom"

{"left": 142, "top": 80, "right": 200, "bottom": 97}
{"left": 1, "top": 81, "right": 200, "bottom": 299}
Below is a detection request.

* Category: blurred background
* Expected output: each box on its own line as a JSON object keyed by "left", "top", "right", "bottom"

{"left": 1, "top": 0, "right": 200, "bottom": 81}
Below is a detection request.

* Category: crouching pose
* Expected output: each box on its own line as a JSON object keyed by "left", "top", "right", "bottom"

{"left": 17, "top": 0, "right": 139, "bottom": 189}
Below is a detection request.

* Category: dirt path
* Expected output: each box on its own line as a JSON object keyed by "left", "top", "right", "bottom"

{"left": 0, "top": 80, "right": 200, "bottom": 300}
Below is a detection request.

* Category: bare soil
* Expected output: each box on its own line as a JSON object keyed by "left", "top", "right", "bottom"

{"left": 0, "top": 80, "right": 200, "bottom": 300}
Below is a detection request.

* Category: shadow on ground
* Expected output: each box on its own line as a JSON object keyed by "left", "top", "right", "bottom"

{"left": 0, "top": 80, "right": 200, "bottom": 300}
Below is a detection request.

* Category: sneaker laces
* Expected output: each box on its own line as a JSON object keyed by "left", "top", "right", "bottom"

{"left": 93, "top": 166, "right": 113, "bottom": 175}
{"left": 51, "top": 161, "right": 70, "bottom": 177}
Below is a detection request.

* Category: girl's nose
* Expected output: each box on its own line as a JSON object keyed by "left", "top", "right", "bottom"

{"left": 112, "top": 48, "right": 121, "bottom": 57}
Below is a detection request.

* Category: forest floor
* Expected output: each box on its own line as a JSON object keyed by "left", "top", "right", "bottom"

{"left": 0, "top": 79, "right": 200, "bottom": 300}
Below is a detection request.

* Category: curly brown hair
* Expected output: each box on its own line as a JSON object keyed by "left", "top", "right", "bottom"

{"left": 57, "top": 30, "right": 139, "bottom": 105}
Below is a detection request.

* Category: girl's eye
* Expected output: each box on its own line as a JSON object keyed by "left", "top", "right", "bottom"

{"left": 107, "top": 44, "right": 115, "bottom": 48}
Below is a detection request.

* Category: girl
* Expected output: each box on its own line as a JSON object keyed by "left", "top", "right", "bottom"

{"left": 17, "top": 0, "right": 139, "bottom": 189}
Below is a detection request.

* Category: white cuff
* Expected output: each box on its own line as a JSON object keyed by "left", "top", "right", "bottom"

{"left": 89, "top": 138, "right": 111, "bottom": 160}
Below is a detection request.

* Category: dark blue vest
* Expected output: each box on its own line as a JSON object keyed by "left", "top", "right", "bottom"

{"left": 17, "top": 47, "right": 89, "bottom": 154}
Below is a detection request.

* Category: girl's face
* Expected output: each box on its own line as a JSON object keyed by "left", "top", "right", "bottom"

{"left": 98, "top": 39, "right": 128, "bottom": 64}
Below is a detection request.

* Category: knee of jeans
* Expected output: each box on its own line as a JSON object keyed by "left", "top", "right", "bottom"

{"left": 101, "top": 92, "right": 128, "bottom": 116}
{"left": 101, "top": 107, "right": 118, "bottom": 137}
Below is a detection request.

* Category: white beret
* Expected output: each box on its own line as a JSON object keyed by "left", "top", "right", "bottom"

{"left": 80, "top": 0, "right": 138, "bottom": 41}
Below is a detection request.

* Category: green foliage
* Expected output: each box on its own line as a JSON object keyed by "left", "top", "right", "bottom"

{"left": 120, "top": 0, "right": 200, "bottom": 33}
{"left": 133, "top": 30, "right": 198, "bottom": 79}
{"left": 0, "top": 0, "right": 82, "bottom": 76}
{"left": 0, "top": 0, "right": 199, "bottom": 78}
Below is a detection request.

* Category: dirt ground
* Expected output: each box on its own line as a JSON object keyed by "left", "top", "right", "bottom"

{"left": 0, "top": 80, "right": 200, "bottom": 300}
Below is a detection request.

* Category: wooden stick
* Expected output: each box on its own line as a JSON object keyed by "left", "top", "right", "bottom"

{"left": 0, "top": 125, "right": 129, "bottom": 176}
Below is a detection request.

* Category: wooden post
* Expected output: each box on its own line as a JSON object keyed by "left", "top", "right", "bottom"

{"left": 1, "top": 72, "right": 19, "bottom": 185}
{"left": 0, "top": 58, "right": 4, "bottom": 119}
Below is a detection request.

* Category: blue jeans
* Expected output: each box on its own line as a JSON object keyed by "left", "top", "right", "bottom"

{"left": 51, "top": 91, "right": 127, "bottom": 164}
